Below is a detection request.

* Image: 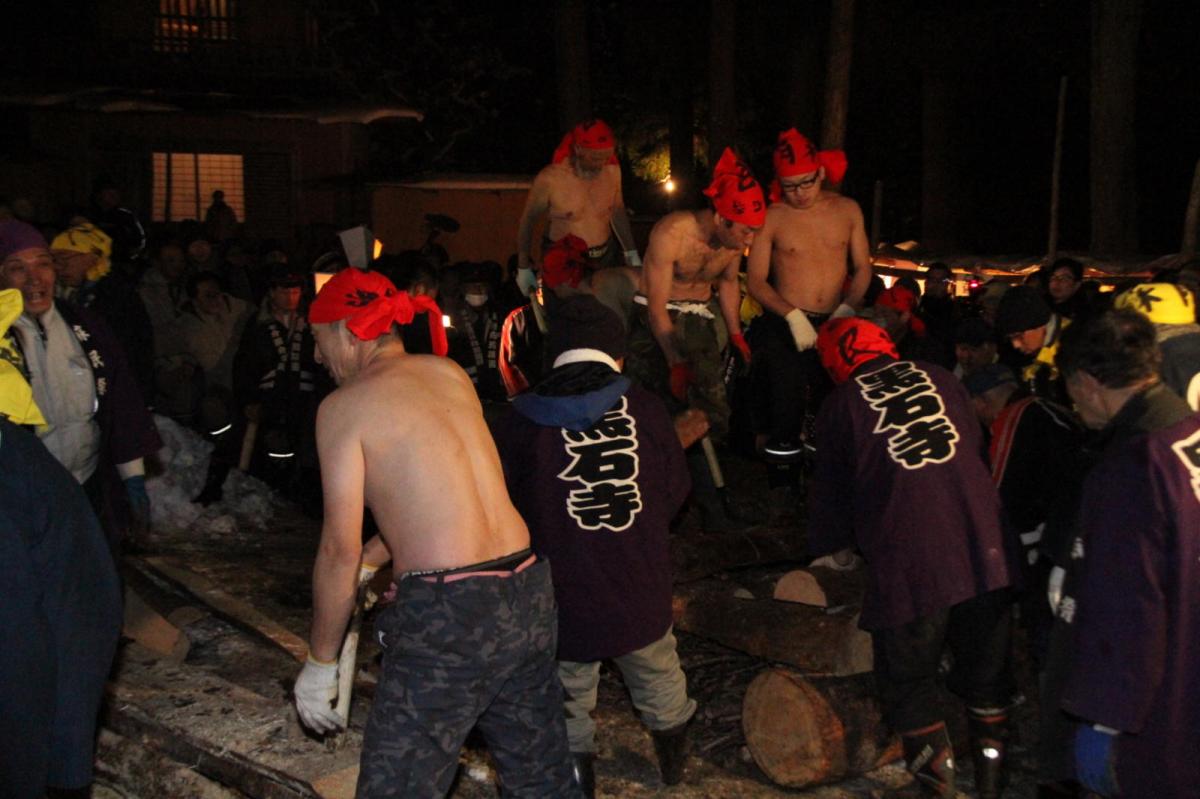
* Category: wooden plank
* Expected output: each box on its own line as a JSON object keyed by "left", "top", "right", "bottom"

{"left": 136, "top": 555, "right": 309, "bottom": 662}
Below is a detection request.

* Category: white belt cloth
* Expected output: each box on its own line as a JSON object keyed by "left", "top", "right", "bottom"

{"left": 633, "top": 293, "right": 715, "bottom": 320}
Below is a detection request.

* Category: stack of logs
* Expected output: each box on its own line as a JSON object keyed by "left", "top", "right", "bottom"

{"left": 671, "top": 546, "right": 903, "bottom": 790}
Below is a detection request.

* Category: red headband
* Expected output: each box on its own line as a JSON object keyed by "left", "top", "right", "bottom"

{"left": 876, "top": 285, "right": 927, "bottom": 337}
{"left": 770, "top": 128, "right": 848, "bottom": 202}
{"left": 703, "top": 148, "right": 767, "bottom": 228}
{"left": 309, "top": 268, "right": 448, "bottom": 356}
{"left": 817, "top": 317, "right": 898, "bottom": 384}
{"left": 542, "top": 234, "right": 588, "bottom": 289}
{"left": 552, "top": 119, "right": 619, "bottom": 165}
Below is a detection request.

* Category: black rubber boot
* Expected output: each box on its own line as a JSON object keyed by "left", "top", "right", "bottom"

{"left": 569, "top": 751, "right": 595, "bottom": 799}
{"left": 895, "top": 722, "right": 956, "bottom": 798}
{"left": 651, "top": 720, "right": 691, "bottom": 785}
{"left": 968, "top": 709, "right": 1011, "bottom": 799}
{"left": 192, "top": 458, "right": 230, "bottom": 506}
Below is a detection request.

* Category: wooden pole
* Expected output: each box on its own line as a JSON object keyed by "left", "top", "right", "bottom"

{"left": 1182, "top": 157, "right": 1200, "bottom": 258}
{"left": 870, "top": 179, "right": 883, "bottom": 251}
{"left": 820, "top": 0, "right": 856, "bottom": 192}
{"left": 553, "top": 0, "right": 591, "bottom": 131}
{"left": 1048, "top": 76, "right": 1068, "bottom": 259}
{"left": 708, "top": 0, "right": 737, "bottom": 167}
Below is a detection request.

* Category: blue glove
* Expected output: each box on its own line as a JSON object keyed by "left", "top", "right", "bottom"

{"left": 124, "top": 475, "right": 151, "bottom": 537}
{"left": 1074, "top": 724, "right": 1119, "bottom": 796}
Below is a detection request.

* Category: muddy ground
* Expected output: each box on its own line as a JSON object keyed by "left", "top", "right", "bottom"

{"left": 95, "top": 450, "right": 1043, "bottom": 798}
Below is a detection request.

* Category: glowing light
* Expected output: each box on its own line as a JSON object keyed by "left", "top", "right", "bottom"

{"left": 373, "top": 238, "right": 384, "bottom": 259}
{"left": 664, "top": 178, "right": 676, "bottom": 193}
{"left": 982, "top": 747, "right": 1001, "bottom": 760}
{"left": 442, "top": 314, "right": 452, "bottom": 328}
{"left": 314, "top": 271, "right": 335, "bottom": 294}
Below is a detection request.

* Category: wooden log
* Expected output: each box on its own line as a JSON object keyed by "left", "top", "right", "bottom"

{"left": 135, "top": 555, "right": 309, "bottom": 662}
{"left": 95, "top": 728, "right": 241, "bottom": 798}
{"left": 671, "top": 528, "right": 807, "bottom": 583}
{"left": 742, "top": 668, "right": 900, "bottom": 788}
{"left": 673, "top": 581, "right": 872, "bottom": 676}
{"left": 773, "top": 565, "right": 867, "bottom": 610}
{"left": 122, "top": 587, "right": 189, "bottom": 661}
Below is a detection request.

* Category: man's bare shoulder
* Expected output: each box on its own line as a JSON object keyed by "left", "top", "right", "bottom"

{"left": 649, "top": 210, "right": 698, "bottom": 240}
{"left": 823, "top": 192, "right": 864, "bottom": 217}
{"left": 534, "top": 162, "right": 573, "bottom": 185}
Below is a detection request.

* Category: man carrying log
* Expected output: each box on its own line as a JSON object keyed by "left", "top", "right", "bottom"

{"left": 292, "top": 268, "right": 577, "bottom": 798}
{"left": 516, "top": 119, "right": 641, "bottom": 296}
{"left": 807, "top": 317, "right": 1017, "bottom": 799}
{"left": 746, "top": 129, "right": 870, "bottom": 511}
{"left": 625, "top": 147, "right": 764, "bottom": 532}
{"left": 493, "top": 295, "right": 699, "bottom": 797}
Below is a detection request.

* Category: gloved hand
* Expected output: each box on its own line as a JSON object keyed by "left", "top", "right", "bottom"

{"left": 624, "top": 249, "right": 643, "bottom": 267}
{"left": 669, "top": 363, "right": 693, "bottom": 402}
{"left": 831, "top": 302, "right": 855, "bottom": 319}
{"left": 1048, "top": 565, "right": 1066, "bottom": 612}
{"left": 124, "top": 475, "right": 151, "bottom": 538}
{"left": 516, "top": 267, "right": 538, "bottom": 297}
{"left": 1074, "top": 724, "right": 1119, "bottom": 796}
{"left": 730, "top": 332, "right": 752, "bottom": 364}
{"left": 784, "top": 308, "right": 818, "bottom": 351}
{"left": 294, "top": 653, "right": 344, "bottom": 733}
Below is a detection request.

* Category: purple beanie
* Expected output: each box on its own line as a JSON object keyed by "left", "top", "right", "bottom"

{"left": 0, "top": 220, "right": 49, "bottom": 261}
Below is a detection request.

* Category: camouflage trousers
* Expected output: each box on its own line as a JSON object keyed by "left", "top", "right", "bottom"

{"left": 625, "top": 301, "right": 731, "bottom": 440}
{"left": 356, "top": 557, "right": 579, "bottom": 798}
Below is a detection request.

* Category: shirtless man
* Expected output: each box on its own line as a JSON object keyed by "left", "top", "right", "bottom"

{"left": 747, "top": 128, "right": 870, "bottom": 496}
{"left": 625, "top": 148, "right": 764, "bottom": 530}
{"left": 516, "top": 119, "right": 640, "bottom": 295}
{"left": 292, "top": 268, "right": 575, "bottom": 798}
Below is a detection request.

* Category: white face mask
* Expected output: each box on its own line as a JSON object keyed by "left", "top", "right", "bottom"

{"left": 464, "top": 292, "right": 488, "bottom": 308}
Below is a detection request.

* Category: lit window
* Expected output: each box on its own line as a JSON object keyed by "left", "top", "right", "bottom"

{"left": 152, "top": 152, "right": 245, "bottom": 223}
{"left": 155, "top": 0, "right": 238, "bottom": 54}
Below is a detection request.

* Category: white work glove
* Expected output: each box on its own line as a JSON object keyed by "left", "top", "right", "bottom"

{"left": 810, "top": 548, "right": 863, "bottom": 572}
{"left": 294, "top": 654, "right": 344, "bottom": 733}
{"left": 624, "top": 249, "right": 642, "bottom": 267}
{"left": 785, "top": 308, "right": 819, "bottom": 351}
{"left": 516, "top": 267, "right": 538, "bottom": 297}
{"left": 831, "top": 303, "right": 855, "bottom": 319}
{"left": 1047, "top": 565, "right": 1066, "bottom": 613}
{"left": 359, "top": 562, "right": 380, "bottom": 587}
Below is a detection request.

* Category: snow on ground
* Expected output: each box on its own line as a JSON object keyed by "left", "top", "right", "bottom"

{"left": 147, "top": 414, "right": 279, "bottom": 536}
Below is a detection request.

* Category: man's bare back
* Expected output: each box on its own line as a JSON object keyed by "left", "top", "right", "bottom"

{"left": 318, "top": 348, "right": 528, "bottom": 573}
{"left": 747, "top": 190, "right": 870, "bottom": 315}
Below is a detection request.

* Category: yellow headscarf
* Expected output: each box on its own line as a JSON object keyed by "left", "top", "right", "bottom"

{"left": 0, "top": 289, "right": 46, "bottom": 426}
{"left": 50, "top": 223, "right": 112, "bottom": 283}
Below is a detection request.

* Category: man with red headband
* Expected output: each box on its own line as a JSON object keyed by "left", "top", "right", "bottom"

{"left": 292, "top": 267, "right": 576, "bottom": 797}
{"left": 516, "top": 119, "right": 640, "bottom": 295}
{"left": 809, "top": 317, "right": 1017, "bottom": 799}
{"left": 747, "top": 129, "right": 871, "bottom": 505}
{"left": 625, "top": 147, "right": 763, "bottom": 532}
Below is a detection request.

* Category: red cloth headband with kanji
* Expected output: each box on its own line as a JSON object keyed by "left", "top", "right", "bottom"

{"left": 552, "top": 119, "right": 619, "bottom": 165}
{"left": 703, "top": 148, "right": 767, "bottom": 227}
{"left": 770, "top": 128, "right": 849, "bottom": 202}
{"left": 309, "top": 268, "right": 448, "bottom": 356}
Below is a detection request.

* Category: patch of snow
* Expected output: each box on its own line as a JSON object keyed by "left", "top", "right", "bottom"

{"left": 147, "top": 414, "right": 280, "bottom": 534}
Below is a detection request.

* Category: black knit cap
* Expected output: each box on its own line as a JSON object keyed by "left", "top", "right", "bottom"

{"left": 995, "top": 285, "right": 1052, "bottom": 336}
{"left": 544, "top": 294, "right": 627, "bottom": 364}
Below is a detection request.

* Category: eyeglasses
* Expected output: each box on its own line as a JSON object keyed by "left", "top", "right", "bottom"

{"left": 780, "top": 173, "right": 821, "bottom": 192}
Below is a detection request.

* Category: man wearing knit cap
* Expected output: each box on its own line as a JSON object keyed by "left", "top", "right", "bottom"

{"left": 993, "top": 284, "right": 1071, "bottom": 405}
{"left": 747, "top": 128, "right": 871, "bottom": 502}
{"left": 516, "top": 119, "right": 640, "bottom": 295}
{"left": 294, "top": 268, "right": 576, "bottom": 797}
{"left": 494, "top": 295, "right": 698, "bottom": 797}
{"left": 809, "top": 317, "right": 1017, "bottom": 799}
{"left": 625, "top": 147, "right": 763, "bottom": 531}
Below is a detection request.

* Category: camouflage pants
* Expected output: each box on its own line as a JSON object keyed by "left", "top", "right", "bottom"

{"left": 625, "top": 302, "right": 731, "bottom": 440}
{"left": 356, "top": 558, "right": 578, "bottom": 798}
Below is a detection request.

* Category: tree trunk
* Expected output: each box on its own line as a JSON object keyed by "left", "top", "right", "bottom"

{"left": 773, "top": 566, "right": 868, "bottom": 610}
{"left": 921, "top": 74, "right": 957, "bottom": 250}
{"left": 742, "top": 669, "right": 900, "bottom": 788}
{"left": 673, "top": 580, "right": 873, "bottom": 676}
{"left": 1048, "top": 76, "right": 1068, "bottom": 259}
{"left": 820, "top": 0, "right": 855, "bottom": 169}
{"left": 669, "top": 25, "right": 696, "bottom": 207}
{"left": 1089, "top": 0, "right": 1142, "bottom": 256}
{"left": 1182, "top": 157, "right": 1200, "bottom": 258}
{"left": 554, "top": 0, "right": 591, "bottom": 131}
{"left": 708, "top": 0, "right": 737, "bottom": 167}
